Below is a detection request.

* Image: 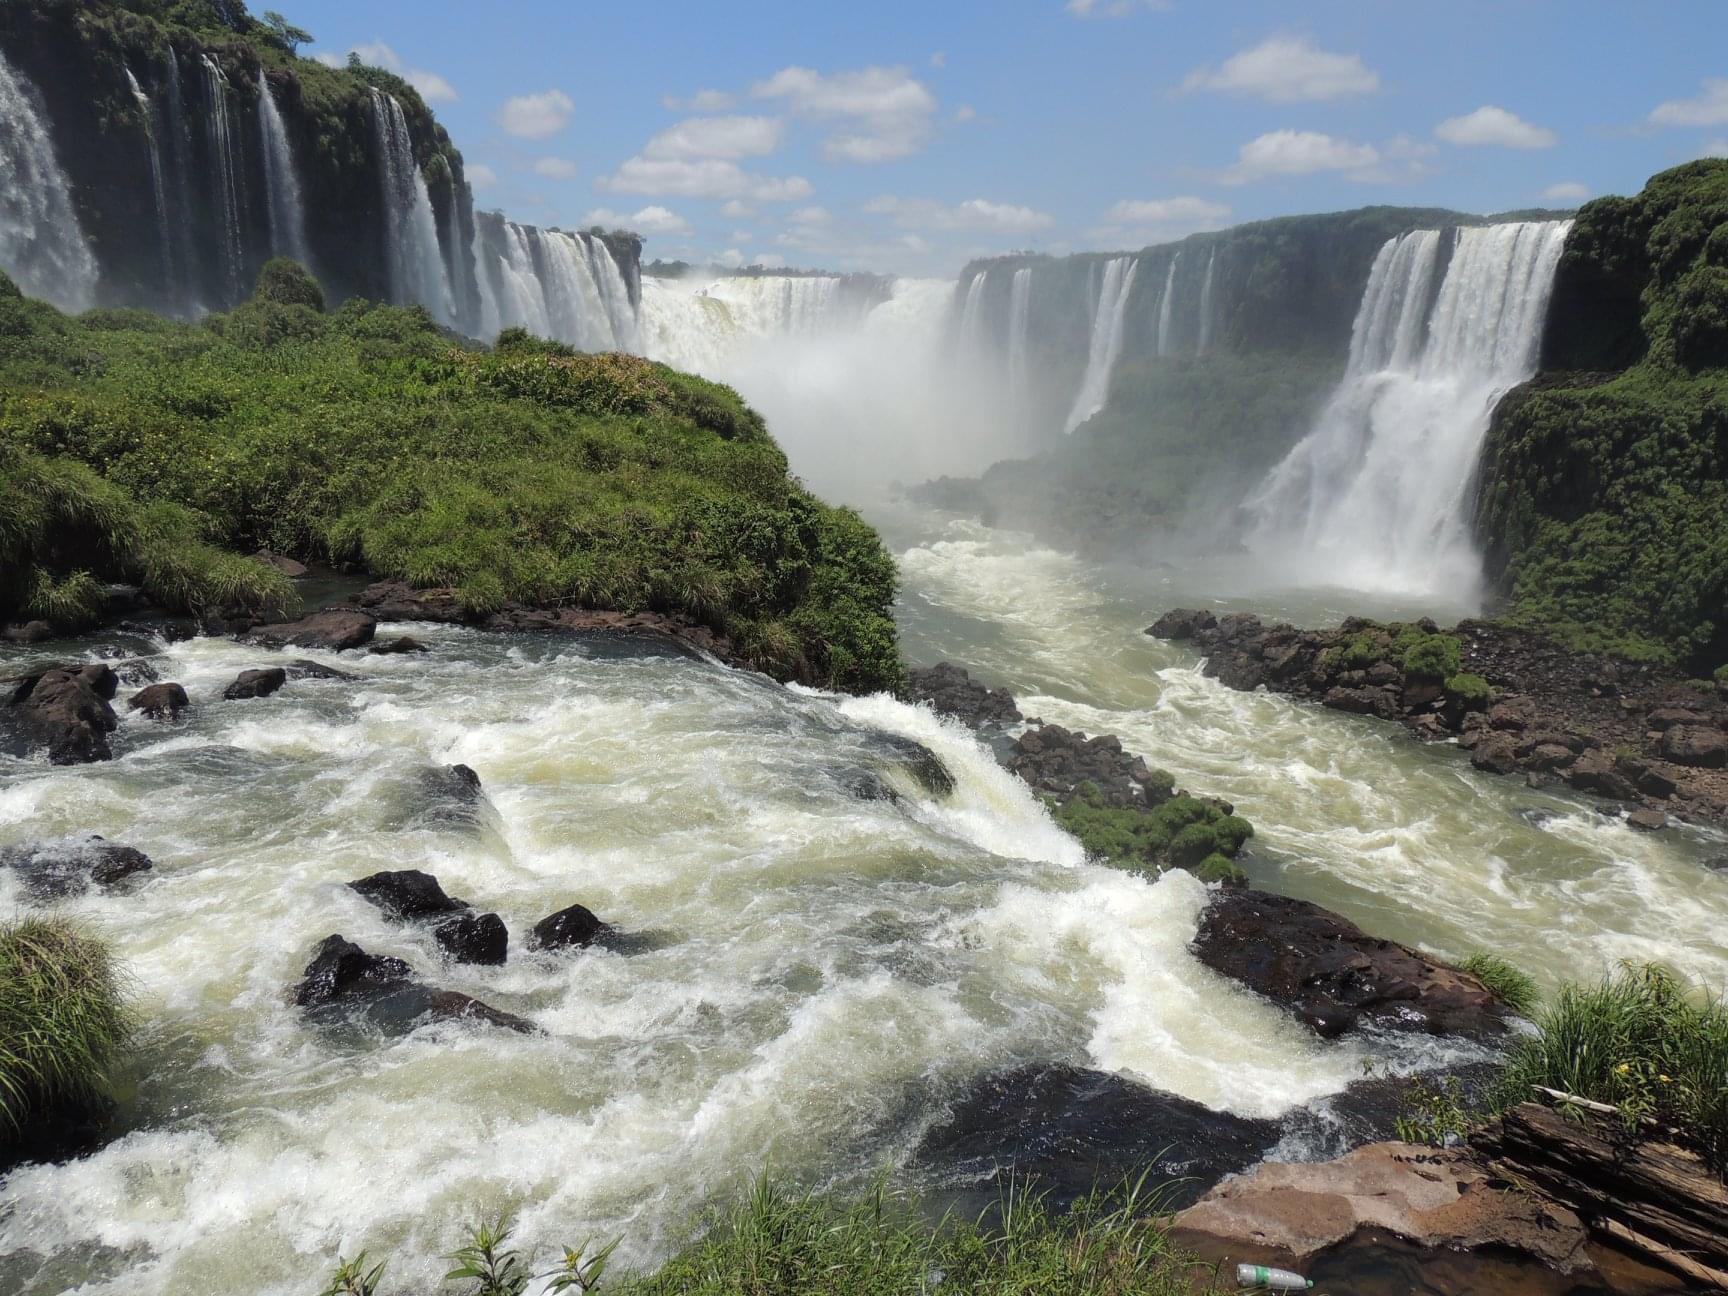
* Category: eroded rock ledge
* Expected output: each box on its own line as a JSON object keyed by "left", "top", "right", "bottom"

{"left": 1150, "top": 610, "right": 1728, "bottom": 828}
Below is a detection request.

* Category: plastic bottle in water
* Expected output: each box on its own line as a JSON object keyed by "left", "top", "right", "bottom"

{"left": 1236, "top": 1263, "right": 1312, "bottom": 1291}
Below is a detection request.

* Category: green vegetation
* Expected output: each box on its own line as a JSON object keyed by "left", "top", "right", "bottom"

{"left": 1322, "top": 628, "right": 1383, "bottom": 672}
{"left": 1051, "top": 784, "right": 1252, "bottom": 876}
{"left": 1476, "top": 160, "right": 1728, "bottom": 670}
{"left": 0, "top": 917, "right": 133, "bottom": 1144}
{"left": 1443, "top": 673, "right": 1493, "bottom": 708}
{"left": 0, "top": 267, "right": 902, "bottom": 692}
{"left": 1495, "top": 962, "right": 1728, "bottom": 1172}
{"left": 1393, "top": 1074, "right": 1476, "bottom": 1148}
{"left": 1714, "top": 664, "right": 1728, "bottom": 685}
{"left": 1400, "top": 632, "right": 1462, "bottom": 682}
{"left": 1460, "top": 953, "right": 1540, "bottom": 1016}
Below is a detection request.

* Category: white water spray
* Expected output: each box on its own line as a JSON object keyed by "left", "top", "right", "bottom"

{"left": 126, "top": 66, "right": 175, "bottom": 293}
{"left": 1155, "top": 253, "right": 1179, "bottom": 358}
{"left": 1196, "top": 249, "right": 1217, "bottom": 355}
{"left": 1005, "top": 266, "right": 1033, "bottom": 398}
{"left": 1248, "top": 220, "right": 1572, "bottom": 598}
{"left": 0, "top": 49, "right": 98, "bottom": 311}
{"left": 199, "top": 56, "right": 247, "bottom": 303}
{"left": 369, "top": 89, "right": 455, "bottom": 325}
{"left": 1063, "top": 257, "right": 1139, "bottom": 434}
{"left": 256, "top": 72, "right": 309, "bottom": 268}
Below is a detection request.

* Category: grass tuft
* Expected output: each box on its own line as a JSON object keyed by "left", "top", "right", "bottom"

{"left": 1460, "top": 953, "right": 1541, "bottom": 1016}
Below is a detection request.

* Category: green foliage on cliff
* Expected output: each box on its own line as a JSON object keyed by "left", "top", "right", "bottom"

{"left": 0, "top": 267, "right": 903, "bottom": 693}
{"left": 1477, "top": 161, "right": 1728, "bottom": 669}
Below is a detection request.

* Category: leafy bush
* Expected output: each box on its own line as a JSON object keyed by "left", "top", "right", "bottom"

{"left": 0, "top": 917, "right": 133, "bottom": 1142}
{"left": 1460, "top": 952, "right": 1540, "bottom": 1015}
{"left": 253, "top": 258, "right": 325, "bottom": 312}
{"left": 1495, "top": 962, "right": 1728, "bottom": 1172}
{"left": 1715, "top": 664, "right": 1728, "bottom": 684}
{"left": 1322, "top": 628, "right": 1385, "bottom": 673}
{"left": 1444, "top": 672, "right": 1493, "bottom": 707}
{"left": 1401, "top": 633, "right": 1463, "bottom": 681}
{"left": 1053, "top": 785, "right": 1252, "bottom": 875}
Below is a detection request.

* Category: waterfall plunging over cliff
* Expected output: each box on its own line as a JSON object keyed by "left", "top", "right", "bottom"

{"left": 199, "top": 56, "right": 248, "bottom": 302}
{"left": 1248, "top": 219, "right": 1572, "bottom": 597}
{"left": 472, "top": 214, "right": 638, "bottom": 351}
{"left": 0, "top": 49, "right": 97, "bottom": 311}
{"left": 257, "top": 72, "right": 308, "bottom": 267}
{"left": 1063, "top": 256, "right": 1138, "bottom": 434}
{"left": 1155, "top": 253, "right": 1180, "bottom": 358}
{"left": 1006, "top": 267, "right": 1033, "bottom": 398}
{"left": 1196, "top": 250, "right": 1217, "bottom": 355}
{"left": 126, "top": 66, "right": 175, "bottom": 293}
{"left": 370, "top": 89, "right": 455, "bottom": 325}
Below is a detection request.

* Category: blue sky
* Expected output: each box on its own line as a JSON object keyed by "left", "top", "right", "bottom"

{"left": 289, "top": 0, "right": 1728, "bottom": 274}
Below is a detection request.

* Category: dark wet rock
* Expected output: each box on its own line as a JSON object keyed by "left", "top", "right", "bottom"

{"left": 348, "top": 869, "right": 469, "bottom": 921}
{"left": 247, "top": 607, "right": 377, "bottom": 652}
{"left": 1192, "top": 889, "right": 1505, "bottom": 1039}
{"left": 3, "top": 664, "right": 119, "bottom": 764}
{"left": 1659, "top": 724, "right": 1727, "bottom": 769}
{"left": 110, "top": 657, "right": 160, "bottom": 686}
{"left": 916, "top": 1063, "right": 1279, "bottom": 1212}
{"left": 1323, "top": 686, "right": 1401, "bottom": 720}
{"left": 1564, "top": 749, "right": 1639, "bottom": 801}
{"left": 530, "top": 902, "right": 612, "bottom": 951}
{"left": 1469, "top": 733, "right": 1520, "bottom": 775}
{"left": 223, "top": 667, "right": 286, "bottom": 701}
{"left": 251, "top": 550, "right": 308, "bottom": 578}
{"left": 284, "top": 659, "right": 359, "bottom": 682}
{"left": 127, "top": 682, "right": 188, "bottom": 721}
{"left": 1279, "top": 1063, "right": 1506, "bottom": 1160}
{"left": 407, "top": 764, "right": 489, "bottom": 830}
{"left": 1, "top": 835, "right": 154, "bottom": 899}
{"left": 1647, "top": 706, "right": 1708, "bottom": 731}
{"left": 838, "top": 768, "right": 901, "bottom": 804}
{"left": 906, "top": 662, "right": 1023, "bottom": 730}
{"left": 1008, "top": 723, "right": 1172, "bottom": 810}
{"left": 1619, "top": 755, "right": 1679, "bottom": 799}
{"left": 293, "top": 935, "right": 534, "bottom": 1033}
{"left": 3, "top": 620, "right": 54, "bottom": 644}
{"left": 368, "top": 636, "right": 429, "bottom": 656}
{"left": 434, "top": 911, "right": 508, "bottom": 965}
{"left": 1625, "top": 806, "right": 1669, "bottom": 832}
{"left": 863, "top": 732, "right": 955, "bottom": 798}
{"left": 1146, "top": 608, "right": 1217, "bottom": 641}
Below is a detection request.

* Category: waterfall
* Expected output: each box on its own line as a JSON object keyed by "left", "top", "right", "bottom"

{"left": 1005, "top": 266, "right": 1032, "bottom": 396}
{"left": 1155, "top": 253, "right": 1180, "bottom": 358}
{"left": 256, "top": 71, "right": 309, "bottom": 267}
{"left": 957, "top": 268, "right": 989, "bottom": 362}
{"left": 0, "top": 49, "right": 98, "bottom": 312}
{"left": 162, "top": 51, "right": 200, "bottom": 313}
{"left": 200, "top": 56, "right": 247, "bottom": 303}
{"left": 471, "top": 217, "right": 647, "bottom": 351}
{"left": 1248, "top": 219, "right": 1573, "bottom": 597}
{"left": 1196, "top": 249, "right": 1217, "bottom": 355}
{"left": 126, "top": 66, "right": 175, "bottom": 294}
{"left": 1062, "top": 257, "right": 1139, "bottom": 434}
{"left": 369, "top": 89, "right": 455, "bottom": 325}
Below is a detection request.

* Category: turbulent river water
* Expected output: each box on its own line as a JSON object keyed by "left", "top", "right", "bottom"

{"left": 3, "top": 508, "right": 1727, "bottom": 1296}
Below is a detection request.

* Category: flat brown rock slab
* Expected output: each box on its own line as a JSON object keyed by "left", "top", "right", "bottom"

{"left": 347, "top": 582, "right": 741, "bottom": 666}
{"left": 1192, "top": 889, "right": 1505, "bottom": 1039}
{"left": 1170, "top": 1141, "right": 1591, "bottom": 1274}
{"left": 247, "top": 607, "right": 377, "bottom": 652}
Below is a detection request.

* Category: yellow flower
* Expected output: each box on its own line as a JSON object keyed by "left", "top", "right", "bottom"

{"left": 1615, "top": 1062, "right": 1631, "bottom": 1075}
{"left": 1659, "top": 1074, "right": 1671, "bottom": 1083}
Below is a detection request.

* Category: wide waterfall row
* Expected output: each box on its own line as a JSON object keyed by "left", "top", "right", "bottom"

{"left": 0, "top": 48, "right": 97, "bottom": 312}
{"left": 1248, "top": 220, "right": 1573, "bottom": 596}
{"left": 472, "top": 213, "right": 641, "bottom": 352}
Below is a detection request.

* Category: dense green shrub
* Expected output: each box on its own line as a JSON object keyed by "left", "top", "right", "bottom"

{"left": 1323, "top": 628, "right": 1385, "bottom": 672}
{"left": 0, "top": 267, "right": 902, "bottom": 692}
{"left": 1715, "top": 664, "right": 1728, "bottom": 684}
{"left": 1443, "top": 672, "right": 1493, "bottom": 707}
{"left": 0, "top": 917, "right": 133, "bottom": 1143}
{"left": 1401, "top": 632, "right": 1462, "bottom": 681}
{"left": 1053, "top": 785, "right": 1252, "bottom": 875}
{"left": 253, "top": 258, "right": 326, "bottom": 312}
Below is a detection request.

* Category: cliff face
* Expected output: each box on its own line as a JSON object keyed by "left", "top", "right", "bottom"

{"left": 0, "top": 0, "right": 638, "bottom": 336}
{"left": 1475, "top": 160, "right": 1728, "bottom": 670}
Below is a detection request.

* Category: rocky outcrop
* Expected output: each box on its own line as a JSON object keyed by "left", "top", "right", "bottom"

{"left": 293, "top": 935, "right": 534, "bottom": 1033}
{"left": 432, "top": 911, "right": 508, "bottom": 966}
{"left": 1, "top": 835, "right": 153, "bottom": 898}
{"left": 916, "top": 1064, "right": 1280, "bottom": 1212}
{"left": 2, "top": 663, "right": 119, "bottom": 763}
{"left": 406, "top": 764, "right": 489, "bottom": 830}
{"left": 127, "top": 682, "right": 188, "bottom": 720}
{"left": 1170, "top": 1141, "right": 1591, "bottom": 1274}
{"left": 349, "top": 869, "right": 468, "bottom": 921}
{"left": 247, "top": 608, "right": 378, "bottom": 653}
{"left": 1150, "top": 610, "right": 1728, "bottom": 827}
{"left": 1193, "top": 889, "right": 1505, "bottom": 1039}
{"left": 1007, "top": 724, "right": 1174, "bottom": 810}
{"left": 222, "top": 667, "right": 286, "bottom": 700}
{"left": 530, "top": 903, "right": 611, "bottom": 951}
{"left": 251, "top": 550, "right": 308, "bottom": 579}
{"left": 907, "top": 662, "right": 1023, "bottom": 730}
{"left": 368, "top": 636, "right": 429, "bottom": 656}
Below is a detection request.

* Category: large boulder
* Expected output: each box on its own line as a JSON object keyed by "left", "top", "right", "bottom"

{"left": 348, "top": 869, "right": 468, "bottom": 921}
{"left": 1192, "top": 889, "right": 1505, "bottom": 1039}
{"left": 530, "top": 902, "right": 611, "bottom": 951}
{"left": 1, "top": 835, "right": 153, "bottom": 899}
{"left": 1170, "top": 1141, "right": 1590, "bottom": 1275}
{"left": 247, "top": 608, "right": 377, "bottom": 652}
{"left": 3, "top": 664, "right": 119, "bottom": 764}
{"left": 405, "top": 764, "right": 489, "bottom": 830}
{"left": 293, "top": 935, "right": 534, "bottom": 1033}
{"left": 223, "top": 668, "right": 286, "bottom": 701}
{"left": 1008, "top": 724, "right": 1171, "bottom": 809}
{"left": 127, "top": 682, "right": 188, "bottom": 720}
{"left": 861, "top": 731, "right": 955, "bottom": 798}
{"left": 916, "top": 1063, "right": 1280, "bottom": 1213}
{"left": 906, "top": 662, "right": 1023, "bottom": 730}
{"left": 1146, "top": 608, "right": 1218, "bottom": 641}
{"left": 433, "top": 911, "right": 508, "bottom": 966}
{"left": 1659, "top": 724, "right": 1727, "bottom": 769}
{"left": 368, "top": 636, "right": 429, "bottom": 656}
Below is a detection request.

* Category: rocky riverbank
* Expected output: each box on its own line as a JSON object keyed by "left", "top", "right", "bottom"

{"left": 1149, "top": 609, "right": 1728, "bottom": 830}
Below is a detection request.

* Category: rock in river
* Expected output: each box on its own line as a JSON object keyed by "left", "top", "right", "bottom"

{"left": 2, "top": 663, "right": 119, "bottom": 764}
{"left": 294, "top": 935, "right": 534, "bottom": 1033}
{"left": 247, "top": 608, "right": 377, "bottom": 652}
{"left": 1, "top": 835, "right": 154, "bottom": 899}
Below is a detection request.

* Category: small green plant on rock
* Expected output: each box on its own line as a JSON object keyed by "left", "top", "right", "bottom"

{"left": 1460, "top": 953, "right": 1540, "bottom": 1015}
{"left": 542, "top": 1238, "right": 619, "bottom": 1293}
{"left": 1394, "top": 1074, "right": 1478, "bottom": 1148}
{"left": 1443, "top": 672, "right": 1493, "bottom": 708}
{"left": 319, "top": 1253, "right": 386, "bottom": 1296}
{"left": 446, "top": 1214, "right": 530, "bottom": 1296}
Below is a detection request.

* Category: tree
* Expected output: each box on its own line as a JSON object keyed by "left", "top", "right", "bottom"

{"left": 261, "top": 10, "right": 313, "bottom": 52}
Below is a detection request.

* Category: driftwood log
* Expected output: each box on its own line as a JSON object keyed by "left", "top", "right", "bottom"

{"left": 1475, "top": 1101, "right": 1728, "bottom": 1289}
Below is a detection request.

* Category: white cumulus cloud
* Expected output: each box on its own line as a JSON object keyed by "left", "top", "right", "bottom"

{"left": 1220, "top": 130, "right": 1381, "bottom": 184}
{"left": 1649, "top": 78, "right": 1728, "bottom": 128}
{"left": 1181, "top": 35, "right": 1378, "bottom": 103}
{"left": 599, "top": 156, "right": 812, "bottom": 203}
{"left": 466, "top": 164, "right": 498, "bottom": 189}
{"left": 788, "top": 206, "right": 832, "bottom": 226}
{"left": 1541, "top": 181, "right": 1590, "bottom": 202}
{"left": 315, "top": 41, "right": 458, "bottom": 103}
{"left": 531, "top": 157, "right": 578, "bottom": 181}
{"left": 584, "top": 205, "right": 691, "bottom": 235}
{"left": 643, "top": 116, "right": 784, "bottom": 161}
{"left": 661, "top": 88, "right": 739, "bottom": 113}
{"left": 1093, "top": 196, "right": 1231, "bottom": 244}
{"left": 497, "top": 90, "right": 575, "bottom": 140}
{"left": 864, "top": 195, "right": 1054, "bottom": 233}
{"left": 752, "top": 65, "right": 937, "bottom": 162}
{"left": 1435, "top": 105, "right": 1557, "bottom": 149}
